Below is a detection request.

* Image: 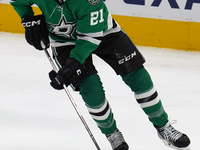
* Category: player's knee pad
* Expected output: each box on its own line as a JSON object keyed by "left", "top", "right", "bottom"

{"left": 121, "top": 66, "right": 153, "bottom": 93}
{"left": 79, "top": 73, "right": 105, "bottom": 107}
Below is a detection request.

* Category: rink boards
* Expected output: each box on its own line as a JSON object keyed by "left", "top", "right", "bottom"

{"left": 0, "top": 1, "right": 200, "bottom": 51}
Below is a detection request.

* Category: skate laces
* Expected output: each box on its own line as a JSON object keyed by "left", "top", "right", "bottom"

{"left": 106, "top": 129, "right": 125, "bottom": 149}
{"left": 158, "top": 120, "right": 183, "bottom": 142}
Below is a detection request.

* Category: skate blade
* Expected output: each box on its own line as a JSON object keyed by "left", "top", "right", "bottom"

{"left": 162, "top": 140, "right": 191, "bottom": 150}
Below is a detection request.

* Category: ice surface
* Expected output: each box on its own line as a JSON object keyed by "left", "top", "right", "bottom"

{"left": 0, "top": 32, "right": 199, "bottom": 150}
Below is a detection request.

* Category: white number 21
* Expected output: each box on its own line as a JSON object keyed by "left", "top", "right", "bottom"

{"left": 90, "top": 9, "right": 104, "bottom": 26}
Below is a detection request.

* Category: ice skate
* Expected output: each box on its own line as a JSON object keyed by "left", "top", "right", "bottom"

{"left": 155, "top": 121, "right": 190, "bottom": 149}
{"left": 106, "top": 128, "right": 129, "bottom": 150}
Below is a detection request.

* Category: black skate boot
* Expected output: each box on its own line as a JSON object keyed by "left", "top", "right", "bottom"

{"left": 155, "top": 121, "right": 190, "bottom": 149}
{"left": 106, "top": 128, "right": 129, "bottom": 150}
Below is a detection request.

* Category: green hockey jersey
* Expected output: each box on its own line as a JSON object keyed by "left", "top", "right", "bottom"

{"left": 10, "top": 0, "right": 121, "bottom": 64}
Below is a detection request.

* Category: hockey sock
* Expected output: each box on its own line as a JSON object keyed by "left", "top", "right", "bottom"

{"left": 79, "top": 74, "right": 117, "bottom": 134}
{"left": 121, "top": 66, "right": 168, "bottom": 127}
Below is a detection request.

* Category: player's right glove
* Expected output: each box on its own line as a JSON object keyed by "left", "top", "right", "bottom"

{"left": 49, "top": 58, "right": 82, "bottom": 90}
{"left": 21, "top": 15, "right": 49, "bottom": 50}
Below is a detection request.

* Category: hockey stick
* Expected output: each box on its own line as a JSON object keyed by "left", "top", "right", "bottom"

{"left": 41, "top": 42, "right": 101, "bottom": 150}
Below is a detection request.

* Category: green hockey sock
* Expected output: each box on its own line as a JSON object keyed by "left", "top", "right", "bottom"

{"left": 121, "top": 66, "right": 168, "bottom": 127}
{"left": 86, "top": 99, "right": 116, "bottom": 134}
{"left": 79, "top": 74, "right": 116, "bottom": 134}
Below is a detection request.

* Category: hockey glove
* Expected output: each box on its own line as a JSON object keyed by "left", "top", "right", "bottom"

{"left": 49, "top": 58, "right": 82, "bottom": 90}
{"left": 22, "top": 15, "right": 50, "bottom": 50}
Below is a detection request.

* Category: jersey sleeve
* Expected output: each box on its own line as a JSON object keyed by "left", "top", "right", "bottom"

{"left": 10, "top": 0, "right": 34, "bottom": 18}
{"left": 68, "top": 0, "right": 109, "bottom": 64}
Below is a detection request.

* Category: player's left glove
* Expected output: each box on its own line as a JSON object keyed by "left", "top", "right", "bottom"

{"left": 49, "top": 58, "right": 82, "bottom": 90}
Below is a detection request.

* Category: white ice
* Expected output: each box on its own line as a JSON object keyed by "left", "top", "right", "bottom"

{"left": 0, "top": 32, "right": 199, "bottom": 150}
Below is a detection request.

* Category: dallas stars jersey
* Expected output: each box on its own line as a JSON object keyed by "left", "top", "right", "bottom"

{"left": 10, "top": 0, "right": 121, "bottom": 64}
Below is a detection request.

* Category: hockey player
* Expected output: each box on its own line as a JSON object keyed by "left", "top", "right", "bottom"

{"left": 10, "top": 0, "right": 190, "bottom": 149}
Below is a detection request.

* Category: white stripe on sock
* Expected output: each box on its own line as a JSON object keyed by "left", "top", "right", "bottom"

{"left": 140, "top": 97, "right": 160, "bottom": 108}
{"left": 135, "top": 86, "right": 156, "bottom": 99}
{"left": 87, "top": 99, "right": 108, "bottom": 113}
